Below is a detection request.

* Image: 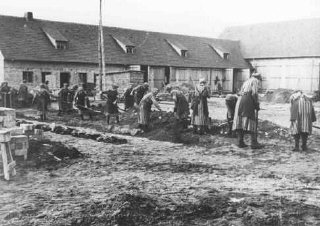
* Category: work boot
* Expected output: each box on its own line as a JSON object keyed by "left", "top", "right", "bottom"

{"left": 301, "top": 133, "right": 308, "bottom": 151}
{"left": 292, "top": 134, "right": 300, "bottom": 151}
{"left": 251, "top": 133, "right": 263, "bottom": 149}
{"left": 237, "top": 130, "right": 248, "bottom": 148}
{"left": 193, "top": 125, "right": 198, "bottom": 134}
{"left": 199, "top": 126, "right": 204, "bottom": 135}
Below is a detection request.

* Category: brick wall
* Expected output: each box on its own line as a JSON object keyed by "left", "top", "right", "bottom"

{"left": 4, "top": 60, "right": 126, "bottom": 91}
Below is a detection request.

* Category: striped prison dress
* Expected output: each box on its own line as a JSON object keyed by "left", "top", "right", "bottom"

{"left": 138, "top": 92, "right": 160, "bottom": 125}
{"left": 232, "top": 77, "right": 260, "bottom": 132}
{"left": 290, "top": 93, "right": 316, "bottom": 135}
{"left": 191, "top": 85, "right": 210, "bottom": 126}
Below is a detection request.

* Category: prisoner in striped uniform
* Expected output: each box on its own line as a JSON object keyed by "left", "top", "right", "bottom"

{"left": 232, "top": 73, "right": 263, "bottom": 149}
{"left": 289, "top": 91, "right": 316, "bottom": 151}
{"left": 191, "top": 78, "right": 210, "bottom": 135}
{"left": 138, "top": 89, "right": 161, "bottom": 131}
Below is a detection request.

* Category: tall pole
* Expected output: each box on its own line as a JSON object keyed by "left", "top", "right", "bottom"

{"left": 99, "top": 0, "right": 106, "bottom": 92}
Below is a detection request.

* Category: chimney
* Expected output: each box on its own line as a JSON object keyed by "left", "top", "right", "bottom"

{"left": 24, "top": 12, "right": 33, "bottom": 21}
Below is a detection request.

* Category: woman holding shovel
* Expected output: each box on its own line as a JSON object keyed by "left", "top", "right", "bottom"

{"left": 103, "top": 84, "right": 120, "bottom": 124}
{"left": 138, "top": 88, "right": 162, "bottom": 132}
{"left": 232, "top": 72, "right": 263, "bottom": 149}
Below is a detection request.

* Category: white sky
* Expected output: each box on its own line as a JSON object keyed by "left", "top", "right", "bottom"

{"left": 0, "top": 0, "right": 319, "bottom": 37}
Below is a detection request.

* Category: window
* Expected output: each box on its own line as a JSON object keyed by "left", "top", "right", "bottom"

{"left": 22, "top": 71, "right": 33, "bottom": 83}
{"left": 181, "top": 50, "right": 187, "bottom": 57}
{"left": 56, "top": 41, "right": 68, "bottom": 50}
{"left": 126, "top": 46, "right": 134, "bottom": 54}
{"left": 223, "top": 53, "right": 230, "bottom": 60}
{"left": 78, "top": 73, "right": 87, "bottom": 84}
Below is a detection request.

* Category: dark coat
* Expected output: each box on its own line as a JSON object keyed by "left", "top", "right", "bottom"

{"left": 237, "top": 92, "right": 259, "bottom": 120}
{"left": 103, "top": 90, "right": 119, "bottom": 114}
{"left": 134, "top": 85, "right": 148, "bottom": 105}
{"left": 35, "top": 89, "right": 50, "bottom": 112}
{"left": 174, "top": 93, "right": 189, "bottom": 119}
{"left": 74, "top": 90, "right": 89, "bottom": 111}
{"left": 18, "top": 84, "right": 28, "bottom": 101}
{"left": 58, "top": 88, "right": 70, "bottom": 111}
{"left": 124, "top": 87, "right": 134, "bottom": 109}
{"left": 191, "top": 87, "right": 209, "bottom": 117}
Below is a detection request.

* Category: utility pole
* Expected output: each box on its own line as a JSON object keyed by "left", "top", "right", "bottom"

{"left": 98, "top": 0, "right": 106, "bottom": 92}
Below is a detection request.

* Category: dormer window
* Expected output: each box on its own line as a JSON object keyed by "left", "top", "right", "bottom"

{"left": 112, "top": 35, "right": 135, "bottom": 54}
{"left": 126, "top": 46, "right": 134, "bottom": 54}
{"left": 42, "top": 27, "right": 69, "bottom": 50}
{"left": 210, "top": 44, "right": 230, "bottom": 60}
{"left": 181, "top": 50, "right": 187, "bottom": 57}
{"left": 166, "top": 39, "right": 188, "bottom": 57}
{"left": 56, "top": 41, "right": 68, "bottom": 50}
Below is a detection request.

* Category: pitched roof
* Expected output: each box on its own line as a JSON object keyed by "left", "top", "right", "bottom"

{"left": 219, "top": 18, "right": 320, "bottom": 59}
{"left": 0, "top": 14, "right": 248, "bottom": 69}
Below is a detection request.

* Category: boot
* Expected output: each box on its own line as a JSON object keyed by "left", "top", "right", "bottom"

{"left": 199, "top": 126, "right": 204, "bottom": 135}
{"left": 106, "top": 115, "right": 110, "bottom": 124}
{"left": 116, "top": 116, "right": 120, "bottom": 124}
{"left": 80, "top": 114, "right": 84, "bottom": 120}
{"left": 292, "top": 134, "right": 300, "bottom": 151}
{"left": 301, "top": 133, "right": 308, "bottom": 151}
{"left": 193, "top": 125, "right": 198, "bottom": 134}
{"left": 251, "top": 133, "right": 263, "bottom": 149}
{"left": 237, "top": 130, "right": 247, "bottom": 148}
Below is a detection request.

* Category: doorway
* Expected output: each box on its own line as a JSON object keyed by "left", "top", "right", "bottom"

{"left": 141, "top": 65, "right": 148, "bottom": 83}
{"left": 41, "top": 72, "right": 51, "bottom": 83}
{"left": 164, "top": 67, "right": 170, "bottom": 85}
{"left": 60, "top": 72, "right": 70, "bottom": 88}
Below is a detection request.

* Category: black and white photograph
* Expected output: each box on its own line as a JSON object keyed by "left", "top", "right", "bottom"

{"left": 0, "top": 0, "right": 320, "bottom": 225}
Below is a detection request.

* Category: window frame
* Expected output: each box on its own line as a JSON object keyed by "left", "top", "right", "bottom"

{"left": 22, "top": 71, "right": 34, "bottom": 83}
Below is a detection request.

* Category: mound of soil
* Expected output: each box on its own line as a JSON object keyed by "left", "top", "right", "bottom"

{"left": 165, "top": 82, "right": 195, "bottom": 94}
{"left": 48, "top": 191, "right": 320, "bottom": 226}
{"left": 22, "top": 139, "right": 83, "bottom": 169}
{"left": 258, "top": 120, "right": 290, "bottom": 140}
{"left": 262, "top": 89, "right": 294, "bottom": 103}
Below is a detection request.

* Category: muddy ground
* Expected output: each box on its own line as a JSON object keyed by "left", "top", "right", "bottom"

{"left": 1, "top": 98, "right": 320, "bottom": 225}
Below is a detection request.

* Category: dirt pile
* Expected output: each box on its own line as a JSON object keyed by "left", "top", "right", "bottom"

{"left": 165, "top": 82, "right": 195, "bottom": 94}
{"left": 23, "top": 139, "right": 83, "bottom": 168}
{"left": 35, "top": 191, "right": 320, "bottom": 226}
{"left": 16, "top": 119, "right": 128, "bottom": 145}
{"left": 258, "top": 120, "right": 290, "bottom": 140}
{"left": 262, "top": 89, "right": 294, "bottom": 103}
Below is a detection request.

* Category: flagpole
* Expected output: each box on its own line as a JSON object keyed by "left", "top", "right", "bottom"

{"left": 99, "top": 0, "right": 106, "bottom": 92}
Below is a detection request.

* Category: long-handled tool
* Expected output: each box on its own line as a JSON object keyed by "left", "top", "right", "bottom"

{"left": 255, "top": 109, "right": 259, "bottom": 141}
{"left": 74, "top": 105, "right": 104, "bottom": 115}
{"left": 313, "top": 125, "right": 320, "bottom": 129}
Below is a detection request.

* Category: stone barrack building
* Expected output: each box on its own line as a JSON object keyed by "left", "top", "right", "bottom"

{"left": 0, "top": 12, "right": 249, "bottom": 93}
